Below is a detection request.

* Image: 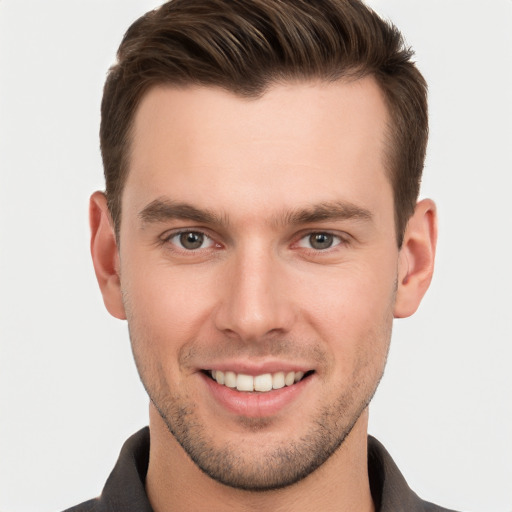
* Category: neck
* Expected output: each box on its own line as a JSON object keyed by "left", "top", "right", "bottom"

{"left": 146, "top": 405, "right": 375, "bottom": 512}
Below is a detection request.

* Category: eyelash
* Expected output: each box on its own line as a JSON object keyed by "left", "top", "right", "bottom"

{"left": 159, "top": 229, "right": 350, "bottom": 254}
{"left": 161, "top": 230, "right": 219, "bottom": 252}
{"left": 295, "top": 231, "right": 347, "bottom": 251}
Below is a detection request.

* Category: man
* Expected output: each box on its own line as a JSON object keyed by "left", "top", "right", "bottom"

{"left": 68, "top": 0, "right": 455, "bottom": 510}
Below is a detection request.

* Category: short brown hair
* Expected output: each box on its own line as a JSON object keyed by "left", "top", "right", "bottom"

{"left": 100, "top": 0, "right": 428, "bottom": 246}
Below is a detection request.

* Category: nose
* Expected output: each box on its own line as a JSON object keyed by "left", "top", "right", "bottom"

{"left": 213, "top": 245, "right": 296, "bottom": 342}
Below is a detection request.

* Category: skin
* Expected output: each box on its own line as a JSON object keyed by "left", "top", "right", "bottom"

{"left": 91, "top": 78, "right": 437, "bottom": 512}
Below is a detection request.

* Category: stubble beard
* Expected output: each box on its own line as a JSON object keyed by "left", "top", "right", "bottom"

{"left": 125, "top": 283, "right": 395, "bottom": 492}
{"left": 148, "top": 377, "right": 381, "bottom": 491}
{"left": 130, "top": 333, "right": 391, "bottom": 492}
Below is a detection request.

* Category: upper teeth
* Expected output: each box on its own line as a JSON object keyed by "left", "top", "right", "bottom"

{"left": 211, "top": 370, "right": 305, "bottom": 392}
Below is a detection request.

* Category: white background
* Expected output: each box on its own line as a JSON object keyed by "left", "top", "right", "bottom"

{"left": 1, "top": 1, "right": 511, "bottom": 511}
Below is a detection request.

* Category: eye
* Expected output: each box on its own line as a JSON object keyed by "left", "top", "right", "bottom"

{"left": 297, "top": 232, "right": 343, "bottom": 250}
{"left": 167, "top": 231, "right": 216, "bottom": 250}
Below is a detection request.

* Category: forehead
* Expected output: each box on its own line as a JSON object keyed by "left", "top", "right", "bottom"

{"left": 124, "top": 78, "right": 392, "bottom": 222}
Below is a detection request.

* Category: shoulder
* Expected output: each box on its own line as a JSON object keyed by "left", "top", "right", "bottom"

{"left": 368, "top": 436, "right": 460, "bottom": 512}
{"left": 59, "top": 428, "right": 152, "bottom": 512}
{"left": 61, "top": 498, "right": 100, "bottom": 512}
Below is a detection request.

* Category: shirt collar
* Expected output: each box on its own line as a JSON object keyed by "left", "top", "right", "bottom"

{"left": 90, "top": 427, "right": 452, "bottom": 512}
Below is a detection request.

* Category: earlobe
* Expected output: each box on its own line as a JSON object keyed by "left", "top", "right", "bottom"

{"left": 394, "top": 199, "right": 437, "bottom": 318}
{"left": 90, "top": 191, "right": 126, "bottom": 320}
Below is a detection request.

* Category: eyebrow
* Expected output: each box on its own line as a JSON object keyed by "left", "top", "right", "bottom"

{"left": 139, "top": 198, "right": 227, "bottom": 226}
{"left": 138, "top": 198, "right": 373, "bottom": 228}
{"left": 280, "top": 201, "right": 373, "bottom": 226}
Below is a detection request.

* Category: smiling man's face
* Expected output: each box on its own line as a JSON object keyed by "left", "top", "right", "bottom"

{"left": 93, "top": 78, "right": 418, "bottom": 490}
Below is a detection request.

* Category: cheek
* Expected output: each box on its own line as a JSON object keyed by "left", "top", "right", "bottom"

{"left": 299, "top": 263, "right": 395, "bottom": 371}
{"left": 121, "top": 259, "right": 218, "bottom": 359}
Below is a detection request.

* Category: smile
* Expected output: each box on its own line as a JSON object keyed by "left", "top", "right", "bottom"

{"left": 209, "top": 370, "right": 311, "bottom": 393}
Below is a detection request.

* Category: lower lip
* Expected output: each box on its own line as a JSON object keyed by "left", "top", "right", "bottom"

{"left": 201, "top": 373, "right": 312, "bottom": 418}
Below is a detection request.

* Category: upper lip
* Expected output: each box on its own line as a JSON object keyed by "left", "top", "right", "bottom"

{"left": 200, "top": 360, "right": 314, "bottom": 376}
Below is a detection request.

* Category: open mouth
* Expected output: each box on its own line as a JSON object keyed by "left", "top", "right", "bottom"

{"left": 204, "top": 369, "right": 314, "bottom": 393}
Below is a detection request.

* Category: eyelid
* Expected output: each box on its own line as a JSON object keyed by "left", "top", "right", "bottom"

{"left": 160, "top": 228, "right": 220, "bottom": 251}
{"left": 160, "top": 225, "right": 212, "bottom": 240}
{"left": 294, "top": 230, "right": 350, "bottom": 250}
{"left": 158, "top": 227, "right": 351, "bottom": 252}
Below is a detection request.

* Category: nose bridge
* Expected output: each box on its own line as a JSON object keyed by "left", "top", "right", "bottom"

{"left": 214, "top": 240, "right": 294, "bottom": 340}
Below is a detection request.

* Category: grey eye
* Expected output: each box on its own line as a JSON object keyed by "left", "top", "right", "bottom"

{"left": 179, "top": 232, "right": 205, "bottom": 250}
{"left": 167, "top": 231, "right": 215, "bottom": 251}
{"left": 297, "top": 232, "right": 343, "bottom": 251}
{"left": 165, "top": 230, "right": 217, "bottom": 252}
{"left": 308, "top": 233, "right": 334, "bottom": 250}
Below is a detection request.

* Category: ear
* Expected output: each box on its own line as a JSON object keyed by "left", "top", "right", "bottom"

{"left": 394, "top": 198, "right": 437, "bottom": 318}
{"left": 90, "top": 191, "right": 126, "bottom": 320}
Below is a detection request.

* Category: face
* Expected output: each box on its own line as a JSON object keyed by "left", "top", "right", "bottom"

{"left": 117, "top": 79, "right": 400, "bottom": 490}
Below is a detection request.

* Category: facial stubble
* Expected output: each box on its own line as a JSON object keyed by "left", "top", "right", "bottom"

{"left": 126, "top": 315, "right": 393, "bottom": 492}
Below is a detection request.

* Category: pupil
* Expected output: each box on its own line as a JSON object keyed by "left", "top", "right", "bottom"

{"left": 180, "top": 232, "right": 203, "bottom": 249}
{"left": 310, "top": 233, "right": 333, "bottom": 250}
